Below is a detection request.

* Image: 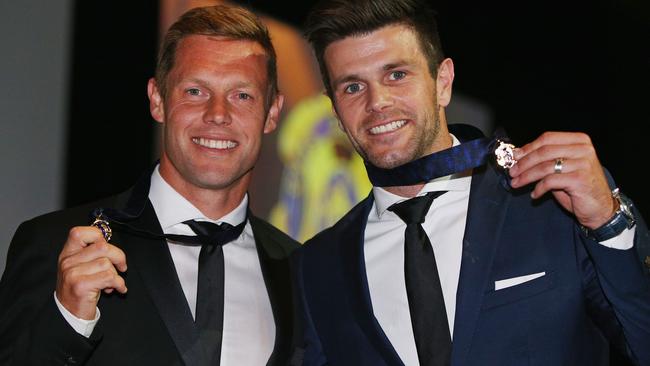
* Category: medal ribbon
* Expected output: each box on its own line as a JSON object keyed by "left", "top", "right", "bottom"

{"left": 364, "top": 127, "right": 512, "bottom": 187}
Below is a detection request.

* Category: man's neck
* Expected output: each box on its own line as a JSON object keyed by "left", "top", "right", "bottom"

{"left": 174, "top": 181, "right": 248, "bottom": 220}
{"left": 158, "top": 168, "right": 249, "bottom": 221}
{"left": 379, "top": 131, "right": 454, "bottom": 198}
{"left": 383, "top": 184, "right": 425, "bottom": 198}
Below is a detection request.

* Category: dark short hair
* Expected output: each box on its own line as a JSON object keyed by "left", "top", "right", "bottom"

{"left": 305, "top": 0, "right": 445, "bottom": 98}
{"left": 155, "top": 5, "right": 278, "bottom": 105}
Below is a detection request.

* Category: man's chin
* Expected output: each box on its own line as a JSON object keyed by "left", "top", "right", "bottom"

{"left": 191, "top": 174, "right": 237, "bottom": 190}
{"left": 365, "top": 154, "right": 413, "bottom": 169}
{"left": 360, "top": 138, "right": 425, "bottom": 168}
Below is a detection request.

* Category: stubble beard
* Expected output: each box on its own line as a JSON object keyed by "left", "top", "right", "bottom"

{"left": 357, "top": 107, "right": 440, "bottom": 169}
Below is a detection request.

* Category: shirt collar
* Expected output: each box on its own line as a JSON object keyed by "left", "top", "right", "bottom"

{"left": 372, "top": 134, "right": 472, "bottom": 218}
{"left": 148, "top": 165, "right": 248, "bottom": 230}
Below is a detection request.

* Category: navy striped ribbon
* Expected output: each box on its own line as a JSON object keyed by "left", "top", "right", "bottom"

{"left": 364, "top": 136, "right": 499, "bottom": 187}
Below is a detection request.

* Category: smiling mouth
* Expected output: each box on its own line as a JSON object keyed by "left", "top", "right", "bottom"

{"left": 368, "top": 120, "right": 407, "bottom": 135}
{"left": 192, "top": 137, "right": 238, "bottom": 149}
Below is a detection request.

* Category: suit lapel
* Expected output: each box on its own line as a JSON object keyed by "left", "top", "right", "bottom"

{"left": 451, "top": 165, "right": 511, "bottom": 366}
{"left": 339, "top": 195, "right": 405, "bottom": 365}
{"left": 104, "top": 166, "right": 206, "bottom": 366}
{"left": 250, "top": 216, "right": 294, "bottom": 366}
{"left": 124, "top": 200, "right": 207, "bottom": 366}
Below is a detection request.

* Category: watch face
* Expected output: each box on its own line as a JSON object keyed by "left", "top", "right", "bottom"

{"left": 616, "top": 191, "right": 636, "bottom": 228}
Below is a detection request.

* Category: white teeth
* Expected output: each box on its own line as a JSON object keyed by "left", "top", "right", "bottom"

{"left": 369, "top": 120, "right": 406, "bottom": 135}
{"left": 192, "top": 137, "right": 237, "bottom": 149}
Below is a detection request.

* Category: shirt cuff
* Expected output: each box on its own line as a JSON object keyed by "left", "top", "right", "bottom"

{"left": 53, "top": 292, "right": 100, "bottom": 338}
{"left": 598, "top": 226, "right": 635, "bottom": 250}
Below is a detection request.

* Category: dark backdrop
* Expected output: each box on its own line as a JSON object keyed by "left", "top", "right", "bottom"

{"left": 65, "top": 1, "right": 648, "bottom": 365}
{"left": 65, "top": 0, "right": 649, "bottom": 219}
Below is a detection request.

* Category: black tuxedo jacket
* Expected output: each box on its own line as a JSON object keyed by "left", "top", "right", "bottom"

{"left": 0, "top": 171, "right": 302, "bottom": 366}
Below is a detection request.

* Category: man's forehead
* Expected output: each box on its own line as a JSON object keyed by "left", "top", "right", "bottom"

{"left": 176, "top": 34, "right": 268, "bottom": 60}
{"left": 324, "top": 25, "right": 421, "bottom": 81}
{"left": 328, "top": 24, "right": 417, "bottom": 51}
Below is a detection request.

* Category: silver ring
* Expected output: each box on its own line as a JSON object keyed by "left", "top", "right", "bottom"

{"left": 554, "top": 158, "right": 564, "bottom": 174}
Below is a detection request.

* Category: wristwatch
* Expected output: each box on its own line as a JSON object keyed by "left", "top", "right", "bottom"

{"left": 581, "top": 188, "right": 636, "bottom": 242}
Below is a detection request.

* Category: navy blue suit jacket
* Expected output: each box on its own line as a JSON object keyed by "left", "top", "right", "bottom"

{"left": 295, "top": 156, "right": 650, "bottom": 365}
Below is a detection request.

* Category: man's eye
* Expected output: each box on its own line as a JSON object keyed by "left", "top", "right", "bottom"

{"left": 344, "top": 83, "right": 362, "bottom": 94}
{"left": 388, "top": 71, "right": 406, "bottom": 80}
{"left": 238, "top": 92, "right": 251, "bottom": 100}
{"left": 186, "top": 88, "right": 201, "bottom": 96}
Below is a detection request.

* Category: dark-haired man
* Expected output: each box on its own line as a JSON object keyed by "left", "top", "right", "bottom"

{"left": 295, "top": 0, "right": 650, "bottom": 365}
{"left": 0, "top": 5, "right": 302, "bottom": 366}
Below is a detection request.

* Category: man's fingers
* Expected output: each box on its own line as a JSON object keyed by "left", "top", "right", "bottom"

{"left": 528, "top": 171, "right": 580, "bottom": 199}
{"left": 82, "top": 241, "right": 127, "bottom": 273}
{"left": 61, "top": 256, "right": 118, "bottom": 279}
{"left": 56, "top": 229, "right": 128, "bottom": 319}
{"left": 511, "top": 157, "right": 591, "bottom": 189}
{"left": 510, "top": 144, "right": 592, "bottom": 178}
{"left": 514, "top": 131, "right": 592, "bottom": 160}
{"left": 60, "top": 226, "right": 106, "bottom": 256}
{"left": 61, "top": 264, "right": 128, "bottom": 299}
{"left": 59, "top": 240, "right": 127, "bottom": 273}
{"left": 74, "top": 271, "right": 127, "bottom": 297}
{"left": 94, "top": 270, "right": 128, "bottom": 294}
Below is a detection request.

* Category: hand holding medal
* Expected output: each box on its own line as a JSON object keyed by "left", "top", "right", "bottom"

{"left": 507, "top": 131, "right": 616, "bottom": 230}
{"left": 54, "top": 213, "right": 128, "bottom": 320}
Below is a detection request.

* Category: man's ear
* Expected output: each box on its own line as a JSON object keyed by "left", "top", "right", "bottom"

{"left": 436, "top": 58, "right": 455, "bottom": 108}
{"left": 147, "top": 78, "right": 165, "bottom": 123}
{"left": 263, "top": 94, "right": 285, "bottom": 134}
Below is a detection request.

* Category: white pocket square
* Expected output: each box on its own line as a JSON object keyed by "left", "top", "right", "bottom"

{"left": 495, "top": 272, "right": 546, "bottom": 291}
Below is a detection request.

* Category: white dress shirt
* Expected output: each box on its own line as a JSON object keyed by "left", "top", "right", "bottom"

{"left": 55, "top": 166, "right": 275, "bottom": 366}
{"left": 363, "top": 135, "right": 635, "bottom": 366}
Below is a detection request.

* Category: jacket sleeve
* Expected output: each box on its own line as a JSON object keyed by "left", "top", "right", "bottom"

{"left": 582, "top": 202, "right": 650, "bottom": 365}
{"left": 290, "top": 248, "right": 329, "bottom": 366}
{"left": 0, "top": 219, "right": 101, "bottom": 365}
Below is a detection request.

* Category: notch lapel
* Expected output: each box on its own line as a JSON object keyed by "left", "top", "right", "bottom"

{"left": 249, "top": 216, "right": 296, "bottom": 366}
{"left": 451, "top": 165, "right": 511, "bottom": 366}
{"left": 124, "top": 200, "right": 207, "bottom": 366}
{"left": 339, "top": 196, "right": 405, "bottom": 365}
{"left": 100, "top": 164, "right": 207, "bottom": 365}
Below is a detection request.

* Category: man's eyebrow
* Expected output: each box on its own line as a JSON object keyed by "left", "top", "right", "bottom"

{"left": 176, "top": 76, "right": 256, "bottom": 90}
{"left": 230, "top": 80, "right": 255, "bottom": 89}
{"left": 332, "top": 61, "right": 413, "bottom": 86}
{"left": 332, "top": 74, "right": 361, "bottom": 88}
{"left": 383, "top": 61, "right": 410, "bottom": 70}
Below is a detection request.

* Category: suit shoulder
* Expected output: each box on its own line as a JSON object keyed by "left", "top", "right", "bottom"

{"left": 304, "top": 196, "right": 373, "bottom": 251}
{"left": 7, "top": 194, "right": 124, "bottom": 258}
{"left": 18, "top": 194, "right": 122, "bottom": 234}
{"left": 250, "top": 215, "right": 300, "bottom": 256}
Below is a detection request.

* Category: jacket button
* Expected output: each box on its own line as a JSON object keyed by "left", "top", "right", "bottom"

{"left": 64, "top": 355, "right": 77, "bottom": 365}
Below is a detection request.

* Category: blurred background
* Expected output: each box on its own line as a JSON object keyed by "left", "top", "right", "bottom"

{"left": 2, "top": 0, "right": 649, "bottom": 263}
{"left": 3, "top": 0, "right": 649, "bottom": 261}
{"left": 1, "top": 3, "right": 648, "bottom": 358}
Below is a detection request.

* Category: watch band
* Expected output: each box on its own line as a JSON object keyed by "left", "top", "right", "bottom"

{"left": 581, "top": 188, "right": 636, "bottom": 242}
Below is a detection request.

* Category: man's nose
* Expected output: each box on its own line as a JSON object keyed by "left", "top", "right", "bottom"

{"left": 204, "top": 96, "right": 231, "bottom": 125}
{"left": 366, "top": 84, "right": 394, "bottom": 113}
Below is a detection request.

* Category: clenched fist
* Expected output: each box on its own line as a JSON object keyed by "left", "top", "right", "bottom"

{"left": 55, "top": 226, "right": 127, "bottom": 320}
